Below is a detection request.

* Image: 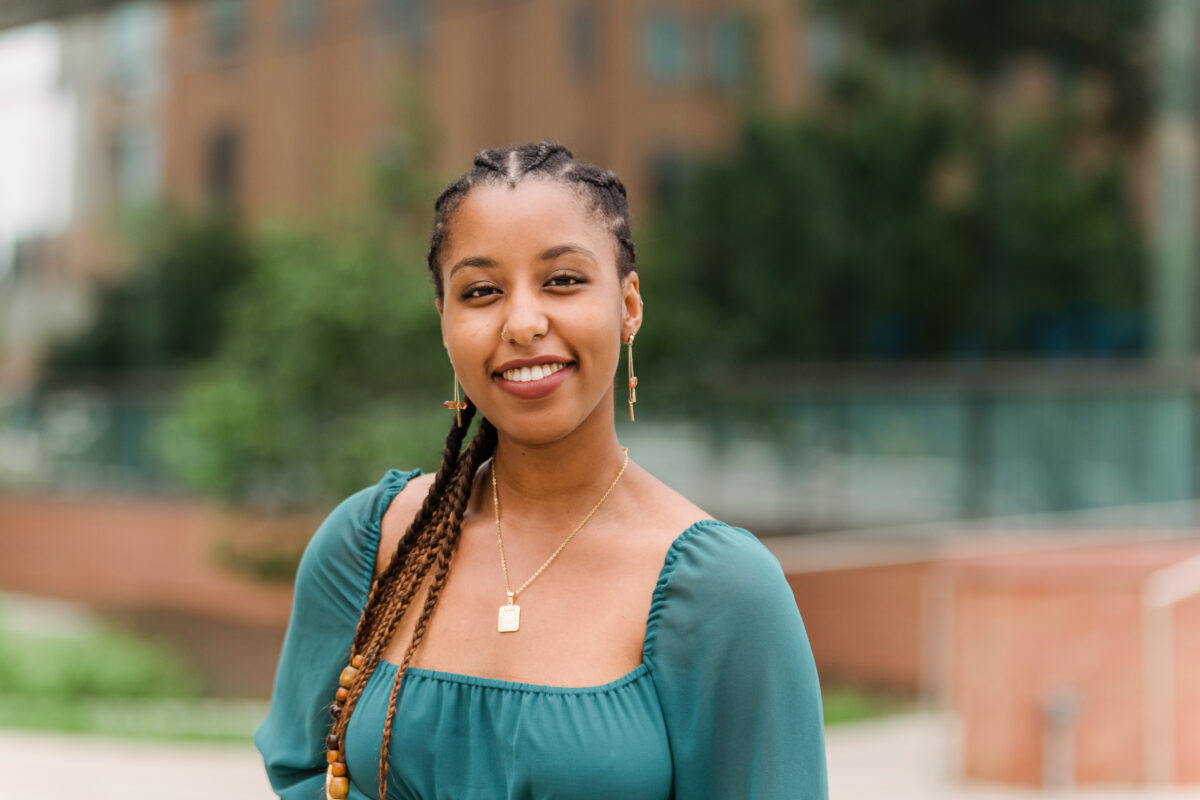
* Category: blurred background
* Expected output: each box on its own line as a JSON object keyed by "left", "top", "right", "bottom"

{"left": 1, "top": 0, "right": 1199, "bottom": 797}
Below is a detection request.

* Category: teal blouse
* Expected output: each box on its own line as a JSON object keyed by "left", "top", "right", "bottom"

{"left": 255, "top": 469, "right": 829, "bottom": 799}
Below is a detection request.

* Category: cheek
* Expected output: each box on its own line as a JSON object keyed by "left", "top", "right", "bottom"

{"left": 443, "top": 312, "right": 493, "bottom": 365}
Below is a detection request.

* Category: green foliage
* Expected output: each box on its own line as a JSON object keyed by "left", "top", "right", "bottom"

{"left": 638, "top": 65, "right": 1146, "bottom": 368}
{"left": 45, "top": 209, "right": 256, "bottom": 377}
{"left": 0, "top": 614, "right": 264, "bottom": 740}
{"left": 154, "top": 222, "right": 450, "bottom": 507}
{"left": 812, "top": 0, "right": 1150, "bottom": 136}
{"left": 821, "top": 684, "right": 916, "bottom": 725}
{"left": 0, "top": 624, "right": 197, "bottom": 700}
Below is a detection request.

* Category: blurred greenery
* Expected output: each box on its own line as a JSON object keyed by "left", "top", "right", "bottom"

{"left": 812, "top": 0, "right": 1150, "bottom": 137}
{"left": 153, "top": 221, "right": 450, "bottom": 508}
{"left": 44, "top": 209, "right": 256, "bottom": 378}
{"left": 0, "top": 624, "right": 197, "bottom": 700}
{"left": 0, "top": 618, "right": 265, "bottom": 741}
{"left": 821, "top": 684, "right": 917, "bottom": 726}
{"left": 639, "top": 63, "right": 1145, "bottom": 371}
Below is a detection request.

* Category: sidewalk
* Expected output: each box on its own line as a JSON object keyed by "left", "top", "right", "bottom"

{"left": 0, "top": 730, "right": 272, "bottom": 799}
{"left": 826, "top": 713, "right": 1200, "bottom": 799}
{"left": 4, "top": 714, "right": 1199, "bottom": 798}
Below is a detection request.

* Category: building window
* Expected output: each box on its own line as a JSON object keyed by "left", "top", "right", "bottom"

{"left": 372, "top": 0, "right": 431, "bottom": 53}
{"left": 706, "top": 12, "right": 748, "bottom": 89}
{"left": 110, "top": 128, "right": 161, "bottom": 207}
{"left": 642, "top": 10, "right": 688, "bottom": 85}
{"left": 285, "top": 0, "right": 321, "bottom": 38}
{"left": 207, "top": 0, "right": 245, "bottom": 57}
{"left": 206, "top": 127, "right": 239, "bottom": 209}
{"left": 567, "top": 1, "right": 597, "bottom": 78}
{"left": 104, "top": 2, "right": 165, "bottom": 95}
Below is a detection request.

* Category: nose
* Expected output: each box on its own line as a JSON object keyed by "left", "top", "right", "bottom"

{"left": 501, "top": 284, "right": 549, "bottom": 346}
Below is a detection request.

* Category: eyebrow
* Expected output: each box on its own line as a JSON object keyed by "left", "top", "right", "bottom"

{"left": 447, "top": 256, "right": 497, "bottom": 278}
{"left": 539, "top": 244, "right": 597, "bottom": 262}
{"left": 447, "top": 244, "right": 597, "bottom": 278}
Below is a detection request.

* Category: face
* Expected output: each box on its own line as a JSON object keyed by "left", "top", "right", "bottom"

{"left": 436, "top": 179, "right": 642, "bottom": 446}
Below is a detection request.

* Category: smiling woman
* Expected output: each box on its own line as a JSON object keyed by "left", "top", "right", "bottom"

{"left": 253, "top": 142, "right": 829, "bottom": 800}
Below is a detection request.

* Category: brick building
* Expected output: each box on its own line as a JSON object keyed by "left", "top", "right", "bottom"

{"left": 161, "top": 0, "right": 810, "bottom": 221}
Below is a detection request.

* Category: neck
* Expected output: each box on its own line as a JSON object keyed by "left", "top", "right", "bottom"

{"left": 486, "top": 411, "right": 627, "bottom": 532}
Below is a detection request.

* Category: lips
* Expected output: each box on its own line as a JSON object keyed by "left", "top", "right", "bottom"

{"left": 499, "top": 362, "right": 569, "bottom": 382}
{"left": 492, "top": 358, "right": 575, "bottom": 400}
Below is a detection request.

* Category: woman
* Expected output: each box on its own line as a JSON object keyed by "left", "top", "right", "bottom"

{"left": 255, "top": 142, "right": 829, "bottom": 799}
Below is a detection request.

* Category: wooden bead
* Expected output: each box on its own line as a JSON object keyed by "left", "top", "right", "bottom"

{"left": 327, "top": 776, "right": 350, "bottom": 799}
{"left": 338, "top": 666, "right": 359, "bottom": 688}
{"left": 326, "top": 749, "right": 342, "bottom": 764}
{"left": 351, "top": 654, "right": 365, "bottom": 668}
{"left": 335, "top": 687, "right": 349, "bottom": 702}
{"left": 326, "top": 734, "right": 340, "bottom": 751}
{"left": 329, "top": 703, "right": 343, "bottom": 718}
{"left": 329, "top": 762, "right": 347, "bottom": 777}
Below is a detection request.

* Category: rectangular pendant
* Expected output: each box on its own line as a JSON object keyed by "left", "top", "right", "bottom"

{"left": 498, "top": 603, "right": 521, "bottom": 633}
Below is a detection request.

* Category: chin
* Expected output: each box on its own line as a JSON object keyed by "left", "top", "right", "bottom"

{"left": 481, "top": 403, "right": 594, "bottom": 448}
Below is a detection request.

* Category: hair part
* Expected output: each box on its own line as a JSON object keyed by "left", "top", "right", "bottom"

{"left": 427, "top": 141, "right": 637, "bottom": 299}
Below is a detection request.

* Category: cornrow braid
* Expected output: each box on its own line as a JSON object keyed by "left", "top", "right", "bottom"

{"left": 426, "top": 140, "right": 637, "bottom": 299}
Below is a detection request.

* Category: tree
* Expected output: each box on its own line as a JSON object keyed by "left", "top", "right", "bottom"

{"left": 44, "top": 210, "right": 256, "bottom": 378}
{"left": 154, "top": 220, "right": 451, "bottom": 508}
{"left": 638, "top": 65, "right": 1145, "bottom": 372}
{"left": 812, "top": 0, "right": 1150, "bottom": 138}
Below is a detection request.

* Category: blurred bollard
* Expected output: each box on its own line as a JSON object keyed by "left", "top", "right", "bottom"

{"left": 1042, "top": 688, "right": 1080, "bottom": 790}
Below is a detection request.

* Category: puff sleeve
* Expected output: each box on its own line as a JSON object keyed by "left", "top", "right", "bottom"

{"left": 254, "top": 469, "right": 419, "bottom": 799}
{"left": 644, "top": 521, "right": 829, "bottom": 799}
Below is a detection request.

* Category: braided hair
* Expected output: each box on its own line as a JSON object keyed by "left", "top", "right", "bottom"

{"left": 428, "top": 140, "right": 637, "bottom": 299}
{"left": 327, "top": 141, "right": 637, "bottom": 800}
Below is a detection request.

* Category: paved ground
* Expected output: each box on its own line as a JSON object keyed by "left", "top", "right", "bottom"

{"left": 4, "top": 713, "right": 1199, "bottom": 799}
{"left": 0, "top": 730, "right": 273, "bottom": 799}
{"left": 826, "top": 713, "right": 1200, "bottom": 799}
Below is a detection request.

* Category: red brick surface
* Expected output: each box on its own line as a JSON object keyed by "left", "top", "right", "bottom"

{"left": 949, "top": 540, "right": 1200, "bottom": 787}
{"left": 787, "top": 561, "right": 931, "bottom": 691}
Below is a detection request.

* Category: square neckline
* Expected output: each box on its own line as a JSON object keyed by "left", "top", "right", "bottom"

{"left": 366, "top": 468, "right": 719, "bottom": 693}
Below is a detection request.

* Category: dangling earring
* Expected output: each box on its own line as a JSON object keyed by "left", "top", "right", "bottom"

{"left": 626, "top": 334, "right": 638, "bottom": 422}
{"left": 443, "top": 374, "right": 468, "bottom": 426}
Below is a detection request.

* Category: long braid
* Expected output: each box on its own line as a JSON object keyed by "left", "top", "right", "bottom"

{"left": 350, "top": 403, "right": 477, "bottom": 653}
{"left": 327, "top": 140, "right": 636, "bottom": 799}
{"left": 377, "top": 419, "right": 497, "bottom": 799}
{"left": 325, "top": 406, "right": 478, "bottom": 780}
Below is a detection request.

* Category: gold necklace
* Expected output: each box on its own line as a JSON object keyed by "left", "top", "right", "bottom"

{"left": 491, "top": 447, "right": 630, "bottom": 633}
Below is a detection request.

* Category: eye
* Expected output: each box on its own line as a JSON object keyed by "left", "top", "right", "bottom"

{"left": 547, "top": 271, "right": 586, "bottom": 288}
{"left": 462, "top": 283, "right": 499, "bottom": 300}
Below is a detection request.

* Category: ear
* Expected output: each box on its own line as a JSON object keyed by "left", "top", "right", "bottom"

{"left": 621, "top": 271, "right": 643, "bottom": 342}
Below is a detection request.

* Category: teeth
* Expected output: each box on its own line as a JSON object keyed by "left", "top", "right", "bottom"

{"left": 501, "top": 363, "right": 567, "bottom": 383}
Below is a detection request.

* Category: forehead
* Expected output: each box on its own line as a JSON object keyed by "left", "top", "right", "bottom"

{"left": 444, "top": 179, "right": 614, "bottom": 261}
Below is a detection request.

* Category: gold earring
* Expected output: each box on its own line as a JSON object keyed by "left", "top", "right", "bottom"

{"left": 626, "top": 334, "right": 638, "bottom": 422}
{"left": 443, "top": 375, "right": 468, "bottom": 426}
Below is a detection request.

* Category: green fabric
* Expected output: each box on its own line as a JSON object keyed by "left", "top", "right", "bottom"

{"left": 255, "top": 469, "right": 829, "bottom": 799}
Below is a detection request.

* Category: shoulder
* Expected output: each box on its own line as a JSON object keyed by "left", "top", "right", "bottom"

{"left": 374, "top": 471, "right": 436, "bottom": 576}
{"left": 297, "top": 468, "right": 423, "bottom": 599}
{"left": 662, "top": 520, "right": 791, "bottom": 605}
{"left": 645, "top": 520, "right": 801, "bottom": 661}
